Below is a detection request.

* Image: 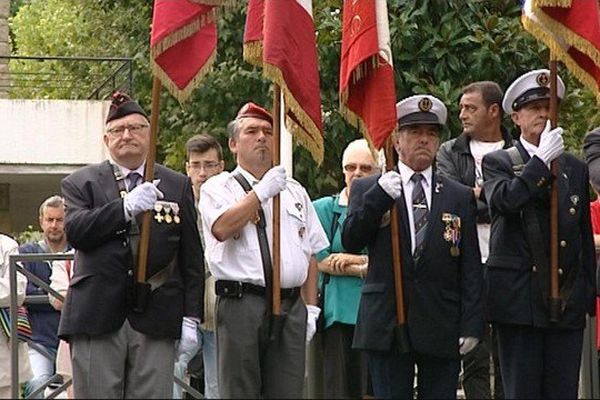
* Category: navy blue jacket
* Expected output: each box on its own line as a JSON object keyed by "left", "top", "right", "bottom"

{"left": 343, "top": 172, "right": 484, "bottom": 359}
{"left": 19, "top": 242, "right": 67, "bottom": 350}
{"left": 482, "top": 142, "right": 596, "bottom": 329}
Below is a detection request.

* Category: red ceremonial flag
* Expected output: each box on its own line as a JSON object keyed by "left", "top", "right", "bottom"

{"left": 339, "top": 0, "right": 397, "bottom": 150}
{"left": 243, "top": 0, "right": 324, "bottom": 164}
{"left": 151, "top": 0, "right": 217, "bottom": 102}
{"left": 522, "top": 0, "right": 600, "bottom": 103}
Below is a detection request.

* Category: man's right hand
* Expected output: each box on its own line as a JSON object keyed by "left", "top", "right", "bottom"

{"left": 124, "top": 182, "right": 164, "bottom": 218}
{"left": 254, "top": 165, "right": 287, "bottom": 203}
{"left": 535, "top": 120, "right": 564, "bottom": 164}
{"left": 378, "top": 171, "right": 403, "bottom": 200}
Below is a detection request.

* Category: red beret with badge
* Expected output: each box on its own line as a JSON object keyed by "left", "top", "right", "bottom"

{"left": 235, "top": 102, "right": 273, "bottom": 125}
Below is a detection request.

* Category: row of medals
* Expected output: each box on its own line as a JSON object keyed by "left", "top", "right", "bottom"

{"left": 154, "top": 201, "right": 181, "bottom": 224}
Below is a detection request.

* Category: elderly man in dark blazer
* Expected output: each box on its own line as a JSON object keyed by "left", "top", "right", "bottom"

{"left": 60, "top": 93, "right": 204, "bottom": 398}
{"left": 482, "top": 69, "right": 596, "bottom": 399}
{"left": 343, "top": 94, "right": 484, "bottom": 399}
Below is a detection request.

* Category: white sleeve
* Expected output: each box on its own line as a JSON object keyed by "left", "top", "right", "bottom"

{"left": 0, "top": 235, "right": 27, "bottom": 307}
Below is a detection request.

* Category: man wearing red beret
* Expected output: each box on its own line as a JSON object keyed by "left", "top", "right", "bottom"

{"left": 199, "top": 102, "right": 329, "bottom": 398}
{"left": 59, "top": 92, "right": 204, "bottom": 398}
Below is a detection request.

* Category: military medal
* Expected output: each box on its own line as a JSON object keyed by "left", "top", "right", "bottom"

{"left": 442, "top": 213, "right": 461, "bottom": 257}
{"left": 163, "top": 203, "right": 172, "bottom": 223}
{"left": 154, "top": 203, "right": 164, "bottom": 223}
{"left": 172, "top": 203, "right": 181, "bottom": 224}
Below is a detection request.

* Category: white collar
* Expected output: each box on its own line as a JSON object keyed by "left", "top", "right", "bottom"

{"left": 519, "top": 137, "right": 538, "bottom": 158}
{"left": 397, "top": 161, "right": 432, "bottom": 188}
{"left": 234, "top": 165, "right": 262, "bottom": 186}
{"left": 111, "top": 159, "right": 145, "bottom": 179}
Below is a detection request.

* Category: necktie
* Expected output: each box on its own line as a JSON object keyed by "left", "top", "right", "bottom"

{"left": 127, "top": 172, "right": 141, "bottom": 191}
{"left": 411, "top": 173, "right": 429, "bottom": 259}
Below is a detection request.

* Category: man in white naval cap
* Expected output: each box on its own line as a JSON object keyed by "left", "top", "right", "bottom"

{"left": 343, "top": 94, "right": 484, "bottom": 398}
{"left": 482, "top": 69, "right": 596, "bottom": 398}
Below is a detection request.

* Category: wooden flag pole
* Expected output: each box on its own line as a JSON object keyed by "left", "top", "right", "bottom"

{"left": 385, "top": 137, "right": 410, "bottom": 353}
{"left": 548, "top": 58, "right": 561, "bottom": 322}
{"left": 272, "top": 85, "right": 282, "bottom": 317}
{"left": 134, "top": 76, "right": 161, "bottom": 312}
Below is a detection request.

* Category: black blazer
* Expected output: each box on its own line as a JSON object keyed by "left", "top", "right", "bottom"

{"left": 342, "top": 172, "right": 484, "bottom": 359}
{"left": 59, "top": 160, "right": 204, "bottom": 339}
{"left": 482, "top": 142, "right": 596, "bottom": 329}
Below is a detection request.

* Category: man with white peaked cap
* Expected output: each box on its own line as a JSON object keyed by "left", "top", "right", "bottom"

{"left": 343, "top": 94, "right": 484, "bottom": 398}
{"left": 482, "top": 69, "right": 596, "bottom": 398}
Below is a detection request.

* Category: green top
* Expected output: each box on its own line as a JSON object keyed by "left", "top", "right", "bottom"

{"left": 313, "top": 194, "right": 366, "bottom": 329}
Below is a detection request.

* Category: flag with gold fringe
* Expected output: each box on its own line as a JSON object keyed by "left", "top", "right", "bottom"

{"left": 150, "top": 0, "right": 217, "bottom": 102}
{"left": 339, "top": 0, "right": 397, "bottom": 150}
{"left": 243, "top": 0, "right": 324, "bottom": 164}
{"left": 522, "top": 0, "right": 600, "bottom": 103}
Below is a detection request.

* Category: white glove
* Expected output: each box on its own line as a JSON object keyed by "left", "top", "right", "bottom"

{"left": 176, "top": 317, "right": 200, "bottom": 359}
{"left": 123, "top": 181, "right": 164, "bottom": 218}
{"left": 253, "top": 165, "right": 287, "bottom": 203}
{"left": 534, "top": 120, "right": 564, "bottom": 164}
{"left": 305, "top": 304, "right": 321, "bottom": 343}
{"left": 459, "top": 336, "right": 479, "bottom": 355}
{"left": 378, "top": 171, "right": 403, "bottom": 200}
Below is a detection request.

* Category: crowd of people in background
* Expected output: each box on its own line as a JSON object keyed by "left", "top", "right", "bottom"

{"left": 1, "top": 66, "right": 600, "bottom": 399}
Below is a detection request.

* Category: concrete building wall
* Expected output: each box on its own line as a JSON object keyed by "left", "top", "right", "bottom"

{"left": 0, "top": 99, "right": 110, "bottom": 234}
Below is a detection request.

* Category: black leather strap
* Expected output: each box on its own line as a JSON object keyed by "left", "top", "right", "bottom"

{"left": 231, "top": 172, "right": 274, "bottom": 301}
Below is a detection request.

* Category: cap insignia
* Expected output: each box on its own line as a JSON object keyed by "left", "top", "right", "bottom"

{"left": 536, "top": 72, "right": 549, "bottom": 87}
{"left": 418, "top": 97, "right": 432, "bottom": 112}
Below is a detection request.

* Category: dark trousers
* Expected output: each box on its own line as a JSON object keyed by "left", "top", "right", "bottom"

{"left": 495, "top": 323, "right": 583, "bottom": 399}
{"left": 322, "top": 322, "right": 366, "bottom": 399}
{"left": 462, "top": 324, "right": 503, "bottom": 399}
{"left": 367, "top": 349, "right": 460, "bottom": 399}
{"left": 216, "top": 293, "right": 306, "bottom": 399}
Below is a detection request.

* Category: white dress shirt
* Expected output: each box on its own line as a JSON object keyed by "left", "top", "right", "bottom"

{"left": 397, "top": 161, "right": 433, "bottom": 254}
{"left": 200, "top": 166, "right": 329, "bottom": 288}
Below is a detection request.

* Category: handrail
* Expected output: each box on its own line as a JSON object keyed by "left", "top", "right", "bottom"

{"left": 8, "top": 252, "right": 204, "bottom": 399}
{"left": 0, "top": 55, "right": 134, "bottom": 99}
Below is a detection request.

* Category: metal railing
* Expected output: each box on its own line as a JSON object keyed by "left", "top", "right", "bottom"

{"left": 8, "top": 252, "right": 204, "bottom": 399}
{"left": 9, "top": 253, "right": 72, "bottom": 399}
{"left": 0, "top": 55, "right": 133, "bottom": 100}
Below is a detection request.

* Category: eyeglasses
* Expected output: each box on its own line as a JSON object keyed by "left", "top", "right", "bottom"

{"left": 343, "top": 163, "right": 377, "bottom": 174}
{"left": 106, "top": 123, "right": 149, "bottom": 136}
{"left": 187, "top": 161, "right": 221, "bottom": 170}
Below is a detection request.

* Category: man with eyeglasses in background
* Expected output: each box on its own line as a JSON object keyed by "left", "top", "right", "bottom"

{"left": 59, "top": 92, "right": 204, "bottom": 398}
{"left": 172, "top": 134, "right": 224, "bottom": 399}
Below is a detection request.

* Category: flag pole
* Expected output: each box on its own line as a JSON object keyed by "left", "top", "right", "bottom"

{"left": 134, "top": 75, "right": 161, "bottom": 312}
{"left": 548, "top": 57, "right": 561, "bottom": 322}
{"left": 271, "top": 84, "right": 282, "bottom": 319}
{"left": 385, "top": 137, "right": 410, "bottom": 353}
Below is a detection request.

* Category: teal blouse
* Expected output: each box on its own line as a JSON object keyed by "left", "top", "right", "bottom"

{"left": 313, "top": 194, "right": 367, "bottom": 329}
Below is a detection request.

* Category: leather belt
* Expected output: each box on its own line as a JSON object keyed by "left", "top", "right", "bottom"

{"left": 216, "top": 280, "right": 300, "bottom": 300}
